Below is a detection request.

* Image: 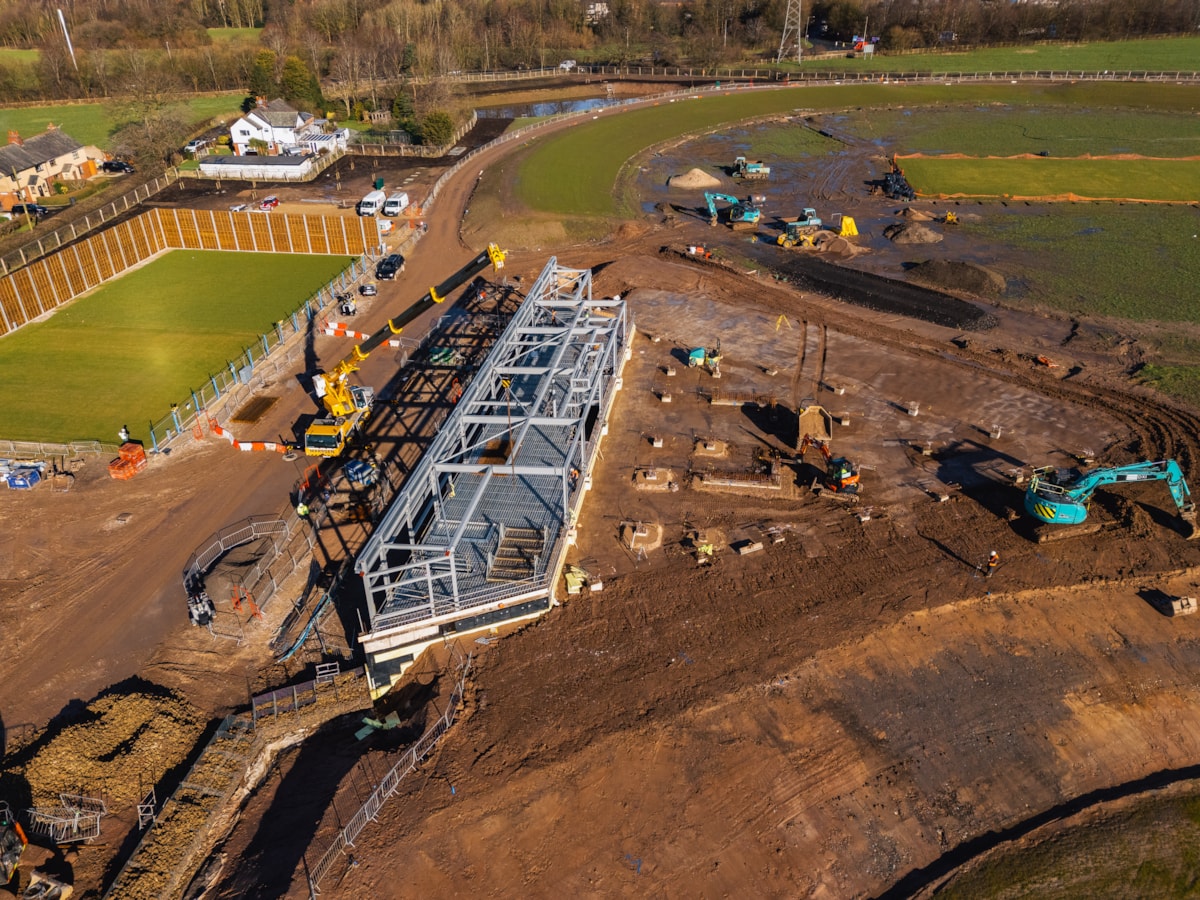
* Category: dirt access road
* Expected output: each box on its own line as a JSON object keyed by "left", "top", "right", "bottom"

{"left": 6, "top": 88, "right": 1200, "bottom": 898}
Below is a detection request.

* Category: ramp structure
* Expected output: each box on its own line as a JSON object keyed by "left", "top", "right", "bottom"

{"left": 356, "top": 258, "right": 630, "bottom": 696}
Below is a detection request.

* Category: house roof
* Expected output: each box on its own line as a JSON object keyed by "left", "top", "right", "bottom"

{"left": 259, "top": 98, "right": 301, "bottom": 128}
{"left": 0, "top": 129, "right": 84, "bottom": 174}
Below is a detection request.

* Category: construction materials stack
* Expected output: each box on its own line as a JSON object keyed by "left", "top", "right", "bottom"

{"left": 108, "top": 442, "right": 147, "bottom": 480}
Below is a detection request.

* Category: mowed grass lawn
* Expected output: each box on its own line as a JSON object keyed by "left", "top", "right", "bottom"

{"left": 0, "top": 251, "right": 351, "bottom": 443}
{"left": 903, "top": 157, "right": 1200, "bottom": 200}
{"left": 0, "top": 95, "right": 245, "bottom": 150}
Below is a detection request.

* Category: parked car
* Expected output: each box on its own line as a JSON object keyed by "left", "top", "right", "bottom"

{"left": 101, "top": 160, "right": 135, "bottom": 174}
{"left": 10, "top": 203, "right": 50, "bottom": 220}
{"left": 359, "top": 282, "right": 378, "bottom": 296}
{"left": 184, "top": 138, "right": 211, "bottom": 155}
{"left": 375, "top": 254, "right": 406, "bottom": 280}
{"left": 259, "top": 196, "right": 279, "bottom": 210}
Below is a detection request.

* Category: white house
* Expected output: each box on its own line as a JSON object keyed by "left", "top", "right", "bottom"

{"left": 230, "top": 98, "right": 313, "bottom": 155}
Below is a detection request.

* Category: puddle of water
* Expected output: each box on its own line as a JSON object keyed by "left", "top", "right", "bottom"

{"left": 476, "top": 97, "right": 621, "bottom": 118}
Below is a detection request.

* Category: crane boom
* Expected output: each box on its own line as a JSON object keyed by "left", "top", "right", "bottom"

{"left": 1026, "top": 459, "right": 1197, "bottom": 534}
{"left": 304, "top": 243, "right": 506, "bottom": 456}
{"left": 346, "top": 243, "right": 506, "bottom": 366}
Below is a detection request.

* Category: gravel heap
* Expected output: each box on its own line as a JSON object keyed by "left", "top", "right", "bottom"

{"left": 668, "top": 168, "right": 723, "bottom": 190}
{"left": 23, "top": 688, "right": 205, "bottom": 804}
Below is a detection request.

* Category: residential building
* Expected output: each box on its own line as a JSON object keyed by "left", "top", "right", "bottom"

{"left": 229, "top": 98, "right": 348, "bottom": 156}
{"left": 0, "top": 126, "right": 103, "bottom": 208}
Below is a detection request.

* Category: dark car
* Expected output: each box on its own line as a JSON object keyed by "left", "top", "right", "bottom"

{"left": 10, "top": 203, "right": 50, "bottom": 220}
{"left": 359, "top": 282, "right": 378, "bottom": 296}
{"left": 375, "top": 253, "right": 406, "bottom": 280}
{"left": 101, "top": 160, "right": 135, "bottom": 174}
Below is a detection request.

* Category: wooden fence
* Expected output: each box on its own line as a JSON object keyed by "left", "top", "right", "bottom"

{"left": 0, "top": 208, "right": 376, "bottom": 338}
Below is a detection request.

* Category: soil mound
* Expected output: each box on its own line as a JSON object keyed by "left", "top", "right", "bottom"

{"left": 668, "top": 168, "right": 722, "bottom": 190}
{"left": 897, "top": 207, "right": 933, "bottom": 221}
{"left": 884, "top": 222, "right": 943, "bottom": 244}
{"left": 908, "top": 260, "right": 1006, "bottom": 296}
{"left": 814, "top": 233, "right": 862, "bottom": 258}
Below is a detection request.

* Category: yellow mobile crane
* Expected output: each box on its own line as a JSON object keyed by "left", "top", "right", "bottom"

{"left": 304, "top": 243, "right": 507, "bottom": 457}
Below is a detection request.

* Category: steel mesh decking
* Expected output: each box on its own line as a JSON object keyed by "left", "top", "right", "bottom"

{"left": 357, "top": 258, "right": 629, "bottom": 635}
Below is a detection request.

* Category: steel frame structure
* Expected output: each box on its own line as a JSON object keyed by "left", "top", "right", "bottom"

{"left": 356, "top": 258, "right": 629, "bottom": 671}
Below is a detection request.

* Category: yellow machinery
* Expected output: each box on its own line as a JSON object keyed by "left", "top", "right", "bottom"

{"left": 305, "top": 243, "right": 507, "bottom": 456}
{"left": 943, "top": 211, "right": 958, "bottom": 224}
{"left": 838, "top": 215, "right": 859, "bottom": 236}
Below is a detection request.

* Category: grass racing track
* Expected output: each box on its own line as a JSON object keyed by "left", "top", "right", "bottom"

{"left": 513, "top": 81, "right": 1200, "bottom": 218}
{"left": 0, "top": 249, "right": 351, "bottom": 443}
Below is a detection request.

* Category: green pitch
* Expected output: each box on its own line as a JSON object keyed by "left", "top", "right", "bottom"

{"left": 0, "top": 250, "right": 352, "bottom": 443}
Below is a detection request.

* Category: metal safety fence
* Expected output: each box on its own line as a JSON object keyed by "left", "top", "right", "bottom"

{"left": 305, "top": 657, "right": 471, "bottom": 896}
{"left": 142, "top": 252, "right": 375, "bottom": 453}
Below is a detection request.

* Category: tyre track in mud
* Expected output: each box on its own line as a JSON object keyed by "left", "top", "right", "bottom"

{"left": 653, "top": 243, "right": 1200, "bottom": 481}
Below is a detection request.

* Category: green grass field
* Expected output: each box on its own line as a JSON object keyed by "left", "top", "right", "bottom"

{"left": 849, "top": 103, "right": 1200, "bottom": 158}
{"left": 0, "top": 48, "right": 38, "bottom": 64}
{"left": 206, "top": 27, "right": 263, "bottom": 43}
{"left": 516, "top": 82, "right": 1200, "bottom": 217}
{"left": 962, "top": 205, "right": 1200, "bottom": 321}
{"left": 786, "top": 36, "right": 1200, "bottom": 74}
{"left": 0, "top": 250, "right": 351, "bottom": 442}
{"left": 935, "top": 788, "right": 1200, "bottom": 898}
{"left": 902, "top": 158, "right": 1200, "bottom": 200}
{"left": 0, "top": 94, "right": 245, "bottom": 150}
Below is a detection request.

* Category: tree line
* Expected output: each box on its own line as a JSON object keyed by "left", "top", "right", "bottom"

{"left": 0, "top": 0, "right": 1195, "bottom": 107}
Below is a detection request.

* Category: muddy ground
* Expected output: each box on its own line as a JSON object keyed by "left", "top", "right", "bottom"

{"left": 4, "top": 93, "right": 1200, "bottom": 898}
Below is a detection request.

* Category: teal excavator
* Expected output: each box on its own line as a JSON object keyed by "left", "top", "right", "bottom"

{"left": 1026, "top": 459, "right": 1197, "bottom": 537}
{"left": 704, "top": 192, "right": 761, "bottom": 231}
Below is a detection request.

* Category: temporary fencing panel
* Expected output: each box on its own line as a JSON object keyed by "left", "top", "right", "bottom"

{"left": 0, "top": 209, "right": 376, "bottom": 337}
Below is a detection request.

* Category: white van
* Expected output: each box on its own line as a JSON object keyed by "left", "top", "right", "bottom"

{"left": 357, "top": 190, "right": 386, "bottom": 216}
{"left": 382, "top": 192, "right": 410, "bottom": 217}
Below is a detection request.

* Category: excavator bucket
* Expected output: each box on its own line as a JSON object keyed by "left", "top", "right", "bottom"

{"left": 839, "top": 215, "right": 858, "bottom": 237}
{"left": 1181, "top": 506, "right": 1198, "bottom": 539}
{"left": 797, "top": 404, "right": 833, "bottom": 445}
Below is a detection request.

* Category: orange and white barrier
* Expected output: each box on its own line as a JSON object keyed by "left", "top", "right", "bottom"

{"left": 322, "top": 323, "right": 371, "bottom": 340}
{"left": 207, "top": 417, "right": 292, "bottom": 453}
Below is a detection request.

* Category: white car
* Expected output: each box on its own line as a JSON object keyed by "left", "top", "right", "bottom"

{"left": 559, "top": 60, "right": 577, "bottom": 71}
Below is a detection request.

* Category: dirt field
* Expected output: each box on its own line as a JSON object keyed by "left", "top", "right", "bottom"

{"left": 6, "top": 96, "right": 1200, "bottom": 898}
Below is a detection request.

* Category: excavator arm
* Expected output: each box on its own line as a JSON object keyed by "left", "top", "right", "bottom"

{"left": 704, "top": 192, "right": 744, "bottom": 225}
{"left": 1027, "top": 459, "right": 1197, "bottom": 534}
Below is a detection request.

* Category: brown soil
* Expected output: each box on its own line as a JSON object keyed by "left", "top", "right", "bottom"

{"left": 908, "top": 260, "right": 1007, "bottom": 296}
{"left": 885, "top": 221, "right": 944, "bottom": 244}
{"left": 5, "top": 104, "right": 1200, "bottom": 900}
